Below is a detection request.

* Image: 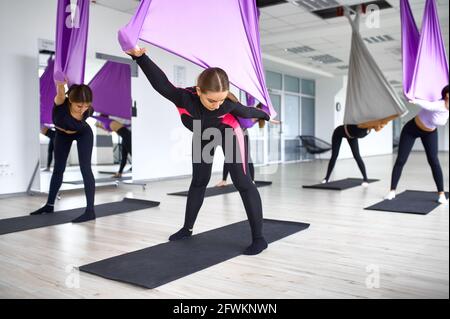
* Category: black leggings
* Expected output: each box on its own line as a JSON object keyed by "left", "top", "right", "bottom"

{"left": 223, "top": 163, "right": 255, "bottom": 182}
{"left": 45, "top": 129, "right": 56, "bottom": 168}
{"left": 223, "top": 134, "right": 255, "bottom": 181}
{"left": 47, "top": 127, "right": 95, "bottom": 211}
{"left": 184, "top": 131, "right": 263, "bottom": 240}
{"left": 391, "top": 119, "right": 444, "bottom": 192}
{"left": 116, "top": 127, "right": 132, "bottom": 174}
{"left": 325, "top": 125, "right": 368, "bottom": 181}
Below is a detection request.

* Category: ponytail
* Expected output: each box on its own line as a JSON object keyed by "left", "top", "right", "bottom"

{"left": 226, "top": 92, "right": 239, "bottom": 103}
{"left": 256, "top": 103, "right": 266, "bottom": 129}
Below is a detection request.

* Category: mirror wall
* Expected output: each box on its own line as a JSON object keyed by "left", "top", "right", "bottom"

{"left": 36, "top": 39, "right": 134, "bottom": 193}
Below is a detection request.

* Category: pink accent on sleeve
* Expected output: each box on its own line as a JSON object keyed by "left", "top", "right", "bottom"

{"left": 177, "top": 107, "right": 192, "bottom": 117}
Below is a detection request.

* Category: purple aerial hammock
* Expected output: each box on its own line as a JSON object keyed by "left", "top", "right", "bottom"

{"left": 400, "top": 0, "right": 449, "bottom": 102}
{"left": 117, "top": 0, "right": 275, "bottom": 122}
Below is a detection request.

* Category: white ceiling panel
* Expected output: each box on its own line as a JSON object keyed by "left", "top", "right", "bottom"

{"left": 91, "top": 0, "right": 449, "bottom": 83}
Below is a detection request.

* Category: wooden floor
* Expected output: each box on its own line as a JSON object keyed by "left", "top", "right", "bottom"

{"left": 0, "top": 152, "right": 448, "bottom": 299}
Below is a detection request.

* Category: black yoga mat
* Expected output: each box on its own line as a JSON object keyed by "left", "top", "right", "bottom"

{"left": 0, "top": 198, "right": 160, "bottom": 235}
{"left": 98, "top": 171, "right": 131, "bottom": 175}
{"left": 303, "top": 178, "right": 379, "bottom": 190}
{"left": 168, "top": 181, "right": 272, "bottom": 197}
{"left": 79, "top": 219, "right": 310, "bottom": 289}
{"left": 365, "top": 190, "right": 449, "bottom": 215}
{"left": 63, "top": 176, "right": 132, "bottom": 184}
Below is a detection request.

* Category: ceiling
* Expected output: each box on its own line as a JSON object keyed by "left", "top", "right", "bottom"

{"left": 92, "top": 0, "right": 449, "bottom": 86}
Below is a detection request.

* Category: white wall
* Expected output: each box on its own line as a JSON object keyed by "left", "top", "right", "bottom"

{"left": 0, "top": 1, "right": 132, "bottom": 195}
{"left": 315, "top": 75, "right": 393, "bottom": 160}
{"left": 315, "top": 76, "right": 346, "bottom": 148}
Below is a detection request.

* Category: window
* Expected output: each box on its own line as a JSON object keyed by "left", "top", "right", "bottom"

{"left": 266, "top": 71, "right": 282, "bottom": 90}
{"left": 284, "top": 75, "right": 300, "bottom": 93}
{"left": 302, "top": 79, "right": 315, "bottom": 96}
{"left": 301, "top": 97, "right": 315, "bottom": 136}
{"left": 284, "top": 95, "right": 300, "bottom": 138}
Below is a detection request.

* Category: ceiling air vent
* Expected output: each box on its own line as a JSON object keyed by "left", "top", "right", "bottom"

{"left": 290, "top": 0, "right": 340, "bottom": 11}
{"left": 336, "top": 65, "right": 349, "bottom": 70}
{"left": 364, "top": 34, "right": 395, "bottom": 44}
{"left": 311, "top": 54, "right": 343, "bottom": 64}
{"left": 285, "top": 45, "right": 316, "bottom": 54}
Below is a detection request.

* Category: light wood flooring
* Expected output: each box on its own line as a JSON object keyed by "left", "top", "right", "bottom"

{"left": 0, "top": 152, "right": 448, "bottom": 299}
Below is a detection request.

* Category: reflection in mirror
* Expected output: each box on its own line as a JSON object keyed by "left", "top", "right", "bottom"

{"left": 87, "top": 59, "right": 133, "bottom": 181}
{"left": 38, "top": 39, "right": 57, "bottom": 193}
{"left": 37, "top": 40, "right": 133, "bottom": 193}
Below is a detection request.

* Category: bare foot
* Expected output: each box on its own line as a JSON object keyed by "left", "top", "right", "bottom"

{"left": 215, "top": 180, "right": 227, "bottom": 187}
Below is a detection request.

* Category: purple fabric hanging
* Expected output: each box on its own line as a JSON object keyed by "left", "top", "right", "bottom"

{"left": 238, "top": 93, "right": 259, "bottom": 129}
{"left": 400, "top": 0, "right": 420, "bottom": 99}
{"left": 401, "top": 0, "right": 449, "bottom": 101}
{"left": 246, "top": 93, "right": 256, "bottom": 107}
{"left": 118, "top": 0, "right": 275, "bottom": 118}
{"left": 89, "top": 61, "right": 132, "bottom": 119}
{"left": 54, "top": 0, "right": 90, "bottom": 85}
{"left": 40, "top": 58, "right": 56, "bottom": 126}
{"left": 92, "top": 115, "right": 113, "bottom": 132}
{"left": 93, "top": 115, "right": 131, "bottom": 132}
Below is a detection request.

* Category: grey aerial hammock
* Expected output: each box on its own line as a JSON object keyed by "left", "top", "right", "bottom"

{"left": 343, "top": 6, "right": 408, "bottom": 129}
{"left": 321, "top": 6, "right": 409, "bottom": 185}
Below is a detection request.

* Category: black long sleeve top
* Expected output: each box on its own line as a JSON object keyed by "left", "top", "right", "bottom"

{"left": 52, "top": 98, "right": 92, "bottom": 132}
{"left": 133, "top": 54, "right": 270, "bottom": 131}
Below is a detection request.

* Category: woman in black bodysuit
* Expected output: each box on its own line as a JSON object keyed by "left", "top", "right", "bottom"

{"left": 127, "top": 46, "right": 278, "bottom": 255}
{"left": 96, "top": 118, "right": 132, "bottom": 178}
{"left": 323, "top": 124, "right": 374, "bottom": 185}
{"left": 31, "top": 82, "right": 96, "bottom": 223}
